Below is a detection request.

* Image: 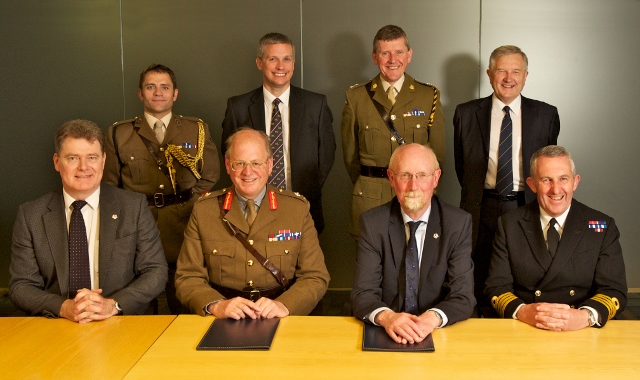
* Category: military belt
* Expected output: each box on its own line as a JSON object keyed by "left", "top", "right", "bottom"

{"left": 147, "top": 189, "right": 192, "bottom": 207}
{"left": 360, "top": 164, "right": 388, "bottom": 178}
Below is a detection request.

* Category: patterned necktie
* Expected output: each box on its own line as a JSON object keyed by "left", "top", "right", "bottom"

{"left": 154, "top": 120, "right": 165, "bottom": 144}
{"left": 547, "top": 218, "right": 560, "bottom": 257}
{"left": 404, "top": 221, "right": 422, "bottom": 314}
{"left": 496, "top": 106, "right": 513, "bottom": 197}
{"left": 387, "top": 85, "right": 396, "bottom": 106}
{"left": 68, "top": 200, "right": 91, "bottom": 297}
{"left": 268, "top": 98, "right": 285, "bottom": 189}
{"left": 246, "top": 199, "right": 257, "bottom": 226}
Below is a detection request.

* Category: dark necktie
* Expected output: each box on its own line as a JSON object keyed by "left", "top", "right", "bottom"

{"left": 268, "top": 98, "right": 285, "bottom": 189}
{"left": 404, "top": 221, "right": 422, "bottom": 314}
{"left": 496, "top": 106, "right": 513, "bottom": 197}
{"left": 69, "top": 200, "right": 91, "bottom": 297}
{"left": 547, "top": 218, "right": 560, "bottom": 257}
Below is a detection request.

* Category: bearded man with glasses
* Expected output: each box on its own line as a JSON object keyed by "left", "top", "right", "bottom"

{"left": 351, "top": 143, "right": 475, "bottom": 344}
{"left": 175, "top": 128, "right": 330, "bottom": 319}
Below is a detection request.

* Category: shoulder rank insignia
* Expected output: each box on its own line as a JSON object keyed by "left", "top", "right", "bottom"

{"left": 222, "top": 191, "right": 233, "bottom": 211}
{"left": 268, "top": 190, "right": 278, "bottom": 210}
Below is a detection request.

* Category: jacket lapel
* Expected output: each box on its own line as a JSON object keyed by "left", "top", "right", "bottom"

{"left": 134, "top": 116, "right": 159, "bottom": 146}
{"left": 247, "top": 187, "right": 277, "bottom": 238}
{"left": 519, "top": 204, "right": 553, "bottom": 271}
{"left": 249, "top": 88, "right": 266, "bottom": 132}
{"left": 369, "top": 75, "right": 391, "bottom": 110}
{"left": 162, "top": 114, "right": 183, "bottom": 144}
{"left": 419, "top": 198, "right": 441, "bottom": 289}
{"left": 43, "top": 191, "right": 70, "bottom": 296}
{"left": 392, "top": 73, "right": 415, "bottom": 111}
{"left": 388, "top": 199, "right": 407, "bottom": 309}
{"left": 98, "top": 185, "right": 119, "bottom": 284}
{"left": 475, "top": 96, "right": 492, "bottom": 158}
{"left": 288, "top": 86, "right": 303, "bottom": 164}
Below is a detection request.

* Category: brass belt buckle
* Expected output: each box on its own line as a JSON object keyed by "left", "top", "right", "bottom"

{"left": 153, "top": 193, "right": 165, "bottom": 208}
{"left": 242, "top": 286, "right": 261, "bottom": 302}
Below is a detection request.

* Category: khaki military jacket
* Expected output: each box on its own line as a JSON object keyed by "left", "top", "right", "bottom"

{"left": 175, "top": 185, "right": 330, "bottom": 316}
{"left": 340, "top": 73, "right": 445, "bottom": 236}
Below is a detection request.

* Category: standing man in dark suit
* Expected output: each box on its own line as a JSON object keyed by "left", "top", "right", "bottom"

{"left": 10, "top": 120, "right": 167, "bottom": 322}
{"left": 104, "top": 64, "right": 220, "bottom": 314}
{"left": 221, "top": 33, "right": 336, "bottom": 234}
{"left": 453, "top": 45, "right": 560, "bottom": 313}
{"left": 351, "top": 143, "right": 474, "bottom": 344}
{"left": 341, "top": 25, "right": 445, "bottom": 239}
{"left": 485, "top": 146, "right": 627, "bottom": 330}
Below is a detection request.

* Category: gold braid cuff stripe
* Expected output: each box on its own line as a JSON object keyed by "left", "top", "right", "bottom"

{"left": 164, "top": 121, "right": 206, "bottom": 194}
{"left": 590, "top": 294, "right": 620, "bottom": 321}
{"left": 491, "top": 292, "right": 518, "bottom": 318}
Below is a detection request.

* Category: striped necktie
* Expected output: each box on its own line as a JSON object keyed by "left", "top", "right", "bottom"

{"left": 495, "top": 106, "right": 513, "bottom": 196}
{"left": 268, "top": 98, "right": 285, "bottom": 189}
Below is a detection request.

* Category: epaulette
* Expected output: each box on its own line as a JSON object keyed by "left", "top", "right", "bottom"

{"left": 413, "top": 79, "right": 439, "bottom": 91}
{"left": 110, "top": 117, "right": 136, "bottom": 127}
{"left": 197, "top": 188, "right": 227, "bottom": 202}
{"left": 348, "top": 80, "right": 372, "bottom": 90}
{"left": 272, "top": 187, "right": 309, "bottom": 203}
{"left": 177, "top": 115, "right": 204, "bottom": 123}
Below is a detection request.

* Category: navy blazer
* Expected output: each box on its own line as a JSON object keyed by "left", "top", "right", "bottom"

{"left": 9, "top": 183, "right": 168, "bottom": 317}
{"left": 453, "top": 95, "right": 560, "bottom": 243}
{"left": 221, "top": 85, "right": 336, "bottom": 233}
{"left": 351, "top": 196, "right": 475, "bottom": 324}
{"left": 485, "top": 199, "right": 627, "bottom": 325}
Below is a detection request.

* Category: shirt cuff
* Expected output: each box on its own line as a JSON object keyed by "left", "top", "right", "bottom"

{"left": 427, "top": 308, "right": 447, "bottom": 328}
{"left": 367, "top": 307, "right": 392, "bottom": 325}
{"left": 512, "top": 303, "right": 525, "bottom": 319}
{"left": 203, "top": 299, "right": 225, "bottom": 315}
{"left": 579, "top": 306, "right": 601, "bottom": 327}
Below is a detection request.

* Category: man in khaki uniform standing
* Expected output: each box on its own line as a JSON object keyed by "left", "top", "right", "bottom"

{"left": 341, "top": 25, "right": 445, "bottom": 238}
{"left": 104, "top": 64, "right": 220, "bottom": 314}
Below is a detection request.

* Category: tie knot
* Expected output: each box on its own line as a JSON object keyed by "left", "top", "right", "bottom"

{"left": 72, "top": 200, "right": 87, "bottom": 211}
{"left": 407, "top": 221, "right": 422, "bottom": 234}
{"left": 154, "top": 120, "right": 164, "bottom": 129}
{"left": 503, "top": 105, "right": 511, "bottom": 114}
{"left": 549, "top": 218, "right": 557, "bottom": 229}
{"left": 273, "top": 98, "right": 281, "bottom": 107}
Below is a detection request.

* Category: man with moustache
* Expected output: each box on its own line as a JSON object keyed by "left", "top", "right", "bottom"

{"left": 10, "top": 120, "right": 167, "bottom": 322}
{"left": 222, "top": 33, "right": 335, "bottom": 234}
{"left": 104, "top": 64, "right": 220, "bottom": 314}
{"left": 175, "top": 129, "right": 330, "bottom": 318}
{"left": 351, "top": 143, "right": 474, "bottom": 344}
{"left": 453, "top": 46, "right": 560, "bottom": 314}
{"left": 341, "top": 25, "right": 445, "bottom": 239}
{"left": 485, "top": 146, "right": 627, "bottom": 330}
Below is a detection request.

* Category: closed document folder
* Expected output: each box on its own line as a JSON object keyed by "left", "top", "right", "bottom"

{"left": 362, "top": 322, "right": 435, "bottom": 352}
{"left": 197, "top": 318, "right": 280, "bottom": 350}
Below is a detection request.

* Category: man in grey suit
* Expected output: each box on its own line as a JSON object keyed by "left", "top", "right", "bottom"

{"left": 351, "top": 143, "right": 474, "bottom": 344}
{"left": 453, "top": 45, "right": 560, "bottom": 313}
{"left": 10, "top": 120, "right": 167, "bottom": 322}
{"left": 221, "top": 32, "right": 336, "bottom": 234}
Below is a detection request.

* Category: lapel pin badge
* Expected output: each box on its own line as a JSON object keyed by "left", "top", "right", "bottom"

{"left": 433, "top": 233, "right": 439, "bottom": 239}
{"left": 112, "top": 214, "right": 118, "bottom": 220}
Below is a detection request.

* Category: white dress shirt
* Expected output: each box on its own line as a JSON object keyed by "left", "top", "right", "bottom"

{"left": 485, "top": 95, "right": 523, "bottom": 192}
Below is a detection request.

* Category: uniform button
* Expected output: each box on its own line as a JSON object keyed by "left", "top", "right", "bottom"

{"left": 130, "top": 156, "right": 134, "bottom": 161}
{"left": 358, "top": 191, "right": 363, "bottom": 196}
{"left": 212, "top": 249, "right": 217, "bottom": 255}
{"left": 365, "top": 125, "right": 369, "bottom": 130}
{"left": 247, "top": 260, "right": 253, "bottom": 266}
{"left": 570, "top": 290, "right": 575, "bottom": 296}
{"left": 159, "top": 184, "right": 165, "bottom": 190}
{"left": 248, "top": 240, "right": 254, "bottom": 245}
{"left": 390, "top": 115, "right": 396, "bottom": 121}
{"left": 284, "top": 250, "right": 289, "bottom": 255}
{"left": 416, "top": 124, "right": 421, "bottom": 129}
{"left": 247, "top": 280, "right": 254, "bottom": 287}
{"left": 159, "top": 147, "right": 164, "bottom": 152}
{"left": 391, "top": 136, "right": 396, "bottom": 142}
{"left": 158, "top": 166, "right": 162, "bottom": 170}
{"left": 535, "top": 290, "right": 541, "bottom": 297}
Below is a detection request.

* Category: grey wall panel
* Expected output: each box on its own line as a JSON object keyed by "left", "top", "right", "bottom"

{"left": 302, "top": 0, "right": 480, "bottom": 287}
{"left": 482, "top": 0, "right": 640, "bottom": 288}
{"left": 0, "top": 1, "right": 123, "bottom": 287}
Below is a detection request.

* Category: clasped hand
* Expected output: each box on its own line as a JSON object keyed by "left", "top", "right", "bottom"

{"left": 59, "top": 288, "right": 118, "bottom": 323}
{"left": 210, "top": 297, "right": 289, "bottom": 319}
{"left": 376, "top": 310, "right": 440, "bottom": 344}
{"left": 516, "top": 302, "right": 589, "bottom": 331}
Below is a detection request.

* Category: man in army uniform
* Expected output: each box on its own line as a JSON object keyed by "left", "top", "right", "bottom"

{"left": 104, "top": 64, "right": 220, "bottom": 314}
{"left": 175, "top": 129, "right": 330, "bottom": 318}
{"left": 341, "top": 25, "right": 445, "bottom": 238}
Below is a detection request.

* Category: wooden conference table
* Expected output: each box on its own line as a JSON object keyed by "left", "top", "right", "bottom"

{"left": 2, "top": 315, "right": 638, "bottom": 378}
{"left": 126, "top": 315, "right": 640, "bottom": 379}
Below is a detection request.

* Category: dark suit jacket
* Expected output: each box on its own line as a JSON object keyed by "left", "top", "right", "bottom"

{"left": 9, "top": 183, "right": 168, "bottom": 317}
{"left": 221, "top": 86, "right": 336, "bottom": 233}
{"left": 351, "top": 196, "right": 475, "bottom": 324}
{"left": 485, "top": 200, "right": 627, "bottom": 326}
{"left": 453, "top": 95, "right": 560, "bottom": 243}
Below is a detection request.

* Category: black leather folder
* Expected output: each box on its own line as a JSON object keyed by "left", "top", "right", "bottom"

{"left": 196, "top": 318, "right": 280, "bottom": 350}
{"left": 362, "top": 322, "right": 435, "bottom": 352}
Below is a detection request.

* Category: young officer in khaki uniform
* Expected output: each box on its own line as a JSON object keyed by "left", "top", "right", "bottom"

{"left": 104, "top": 64, "right": 220, "bottom": 314}
{"left": 341, "top": 25, "right": 445, "bottom": 238}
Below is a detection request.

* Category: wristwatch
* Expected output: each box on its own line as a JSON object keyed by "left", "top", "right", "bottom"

{"left": 114, "top": 301, "right": 123, "bottom": 315}
{"left": 585, "top": 308, "right": 597, "bottom": 327}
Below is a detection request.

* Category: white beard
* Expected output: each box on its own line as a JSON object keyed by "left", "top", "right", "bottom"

{"left": 402, "top": 191, "right": 425, "bottom": 212}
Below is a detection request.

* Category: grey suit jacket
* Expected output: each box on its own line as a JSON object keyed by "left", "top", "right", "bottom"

{"left": 9, "top": 183, "right": 168, "bottom": 317}
{"left": 221, "top": 85, "right": 336, "bottom": 233}
{"left": 485, "top": 199, "right": 627, "bottom": 326}
{"left": 453, "top": 95, "right": 560, "bottom": 243}
{"left": 351, "top": 196, "right": 475, "bottom": 324}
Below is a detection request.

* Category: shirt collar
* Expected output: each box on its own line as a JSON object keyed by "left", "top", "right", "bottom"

{"left": 63, "top": 187, "right": 100, "bottom": 211}
{"left": 400, "top": 203, "right": 432, "bottom": 224}
{"left": 539, "top": 205, "right": 571, "bottom": 230}
{"left": 491, "top": 94, "right": 521, "bottom": 117}
{"left": 381, "top": 74, "right": 405, "bottom": 95}
{"left": 263, "top": 86, "right": 290, "bottom": 107}
{"left": 143, "top": 112, "right": 172, "bottom": 130}
{"left": 235, "top": 186, "right": 268, "bottom": 210}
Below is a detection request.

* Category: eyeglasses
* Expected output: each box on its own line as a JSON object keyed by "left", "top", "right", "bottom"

{"left": 230, "top": 159, "right": 268, "bottom": 171}
{"left": 391, "top": 171, "right": 435, "bottom": 182}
